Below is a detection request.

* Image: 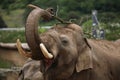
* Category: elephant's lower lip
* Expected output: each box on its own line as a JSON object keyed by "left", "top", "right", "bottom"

{"left": 44, "top": 59, "right": 53, "bottom": 70}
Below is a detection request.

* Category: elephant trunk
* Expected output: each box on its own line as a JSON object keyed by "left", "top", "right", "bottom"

{"left": 25, "top": 4, "right": 53, "bottom": 60}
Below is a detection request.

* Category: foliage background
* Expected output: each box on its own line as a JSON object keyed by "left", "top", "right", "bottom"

{"left": 0, "top": 0, "right": 120, "bottom": 42}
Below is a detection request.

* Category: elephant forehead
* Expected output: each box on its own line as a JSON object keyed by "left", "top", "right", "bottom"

{"left": 41, "top": 29, "right": 60, "bottom": 40}
{"left": 40, "top": 34, "right": 57, "bottom": 43}
{"left": 23, "top": 60, "right": 40, "bottom": 71}
{"left": 40, "top": 27, "right": 75, "bottom": 44}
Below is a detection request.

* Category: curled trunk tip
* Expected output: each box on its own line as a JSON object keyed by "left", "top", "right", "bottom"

{"left": 27, "top": 4, "right": 39, "bottom": 9}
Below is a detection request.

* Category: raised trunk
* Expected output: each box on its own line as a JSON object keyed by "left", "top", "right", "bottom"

{"left": 25, "top": 5, "right": 52, "bottom": 60}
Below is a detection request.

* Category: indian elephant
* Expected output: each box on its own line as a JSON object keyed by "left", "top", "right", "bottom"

{"left": 0, "top": 43, "right": 43, "bottom": 80}
{"left": 18, "top": 58, "right": 43, "bottom": 80}
{"left": 16, "top": 4, "right": 120, "bottom": 80}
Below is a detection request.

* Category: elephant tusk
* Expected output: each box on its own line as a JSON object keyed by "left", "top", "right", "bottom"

{"left": 40, "top": 43, "right": 53, "bottom": 59}
{"left": 16, "top": 39, "right": 32, "bottom": 58}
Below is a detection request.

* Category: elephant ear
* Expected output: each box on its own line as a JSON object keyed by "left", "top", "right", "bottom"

{"left": 76, "top": 38, "right": 93, "bottom": 72}
{"left": 66, "top": 24, "right": 93, "bottom": 72}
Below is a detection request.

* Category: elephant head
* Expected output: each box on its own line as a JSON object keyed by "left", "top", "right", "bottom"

{"left": 18, "top": 58, "right": 43, "bottom": 80}
{"left": 17, "top": 4, "right": 93, "bottom": 80}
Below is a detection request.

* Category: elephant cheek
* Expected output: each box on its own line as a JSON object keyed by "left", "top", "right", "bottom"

{"left": 57, "top": 62, "right": 75, "bottom": 79}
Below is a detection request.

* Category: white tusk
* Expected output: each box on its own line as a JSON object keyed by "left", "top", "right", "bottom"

{"left": 40, "top": 43, "right": 53, "bottom": 59}
{"left": 16, "top": 39, "right": 32, "bottom": 58}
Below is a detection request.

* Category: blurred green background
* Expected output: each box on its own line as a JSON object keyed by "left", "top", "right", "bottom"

{"left": 0, "top": 0, "right": 120, "bottom": 42}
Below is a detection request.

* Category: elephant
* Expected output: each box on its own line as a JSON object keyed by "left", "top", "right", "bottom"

{"left": 16, "top": 4, "right": 120, "bottom": 80}
{"left": 0, "top": 43, "right": 43, "bottom": 80}
{"left": 18, "top": 58, "right": 43, "bottom": 80}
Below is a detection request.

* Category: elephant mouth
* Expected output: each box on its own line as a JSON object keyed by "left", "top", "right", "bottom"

{"left": 40, "top": 43, "right": 58, "bottom": 71}
{"left": 44, "top": 59, "right": 53, "bottom": 70}
{"left": 43, "top": 57, "right": 58, "bottom": 72}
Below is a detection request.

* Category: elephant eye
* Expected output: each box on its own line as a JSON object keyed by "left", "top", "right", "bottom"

{"left": 62, "top": 39, "right": 68, "bottom": 44}
{"left": 60, "top": 35, "right": 69, "bottom": 45}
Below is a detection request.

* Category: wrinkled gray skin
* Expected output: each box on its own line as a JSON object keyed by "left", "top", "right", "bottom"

{"left": 39, "top": 24, "right": 120, "bottom": 80}
{"left": 18, "top": 5, "right": 120, "bottom": 80}
{"left": 18, "top": 58, "right": 43, "bottom": 80}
